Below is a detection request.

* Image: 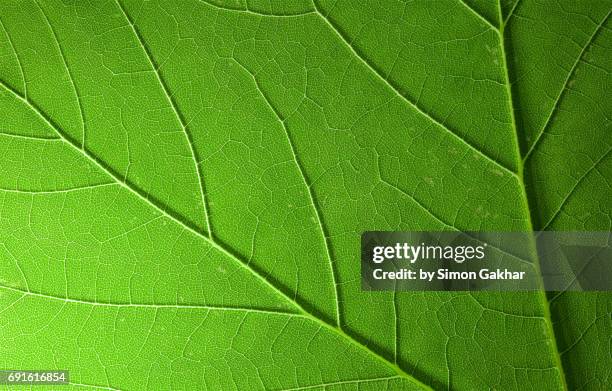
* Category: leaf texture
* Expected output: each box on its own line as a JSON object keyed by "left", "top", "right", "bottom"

{"left": 0, "top": 0, "right": 610, "bottom": 390}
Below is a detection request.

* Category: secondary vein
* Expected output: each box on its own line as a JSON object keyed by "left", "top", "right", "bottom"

{"left": 523, "top": 9, "right": 612, "bottom": 162}
{"left": 541, "top": 147, "right": 612, "bottom": 230}
{"left": 0, "top": 284, "right": 300, "bottom": 316}
{"left": 276, "top": 375, "right": 402, "bottom": 391}
{"left": 34, "top": 0, "right": 86, "bottom": 148}
{"left": 0, "top": 79, "right": 433, "bottom": 391}
{"left": 0, "top": 16, "right": 27, "bottom": 98}
{"left": 197, "top": 0, "right": 316, "bottom": 17}
{"left": 115, "top": 0, "right": 213, "bottom": 238}
{"left": 312, "top": 0, "right": 517, "bottom": 177}
{"left": 457, "top": 0, "right": 498, "bottom": 30}
{"left": 232, "top": 57, "right": 342, "bottom": 329}
{"left": 0, "top": 182, "right": 115, "bottom": 195}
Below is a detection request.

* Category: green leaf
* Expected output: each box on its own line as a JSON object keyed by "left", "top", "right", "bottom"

{"left": 0, "top": 0, "right": 610, "bottom": 389}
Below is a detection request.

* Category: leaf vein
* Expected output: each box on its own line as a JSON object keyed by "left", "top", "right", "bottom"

{"left": 457, "top": 0, "right": 499, "bottom": 30}
{"left": 523, "top": 9, "right": 611, "bottom": 162}
{"left": 0, "top": 132, "right": 60, "bottom": 141}
{"left": 0, "top": 16, "right": 26, "bottom": 98}
{"left": 276, "top": 375, "right": 402, "bottom": 391}
{"left": 197, "top": 0, "right": 315, "bottom": 17}
{"left": 232, "top": 57, "right": 342, "bottom": 328}
{"left": 0, "top": 182, "right": 116, "bottom": 195}
{"left": 34, "top": 0, "right": 86, "bottom": 147}
{"left": 542, "top": 146, "right": 612, "bottom": 230}
{"left": 115, "top": 0, "right": 213, "bottom": 237}
{"left": 0, "top": 283, "right": 300, "bottom": 316}
{"left": 497, "top": 1, "right": 569, "bottom": 388}
{"left": 312, "top": 0, "right": 517, "bottom": 177}
{"left": 0, "top": 78, "right": 433, "bottom": 391}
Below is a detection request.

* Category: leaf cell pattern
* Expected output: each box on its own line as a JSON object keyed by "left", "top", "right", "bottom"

{"left": 0, "top": 0, "right": 610, "bottom": 390}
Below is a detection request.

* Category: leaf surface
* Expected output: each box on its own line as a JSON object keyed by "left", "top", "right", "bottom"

{"left": 0, "top": 0, "right": 610, "bottom": 390}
